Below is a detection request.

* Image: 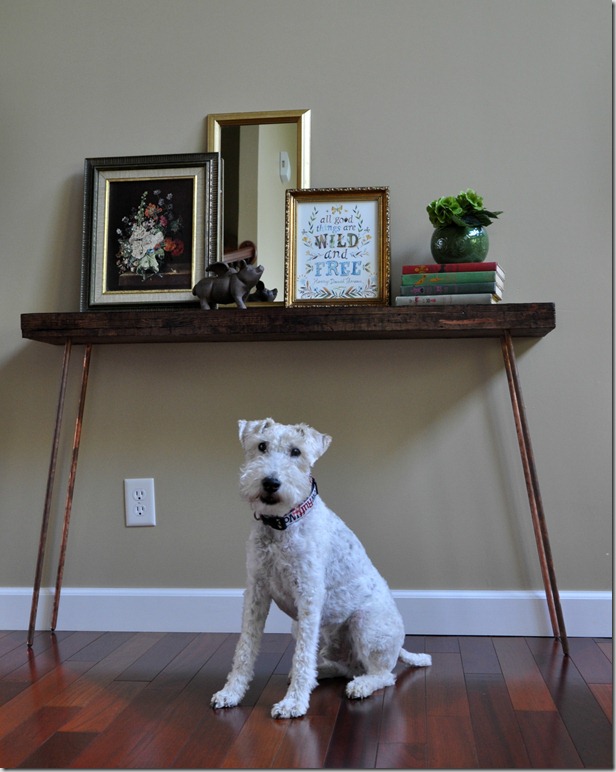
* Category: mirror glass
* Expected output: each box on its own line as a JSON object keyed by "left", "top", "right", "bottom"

{"left": 207, "top": 110, "right": 311, "bottom": 303}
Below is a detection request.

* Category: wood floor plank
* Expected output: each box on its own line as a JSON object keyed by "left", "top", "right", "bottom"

{"left": 59, "top": 680, "right": 148, "bottom": 733}
{"left": 589, "top": 682, "right": 612, "bottom": 722}
{"left": 426, "top": 714, "right": 478, "bottom": 768}
{"left": 425, "top": 635, "right": 460, "bottom": 653}
{"left": 273, "top": 636, "right": 295, "bottom": 675}
{"left": 66, "top": 631, "right": 134, "bottom": 662}
{"left": 16, "top": 731, "right": 96, "bottom": 769}
{"left": 0, "top": 631, "right": 32, "bottom": 658}
{"left": 459, "top": 635, "right": 502, "bottom": 674}
{"left": 5, "top": 632, "right": 102, "bottom": 685}
{"left": 466, "top": 672, "right": 531, "bottom": 768}
{"left": 323, "top": 689, "right": 385, "bottom": 768}
{"left": 116, "top": 633, "right": 232, "bottom": 768}
{"left": 0, "top": 706, "right": 81, "bottom": 768}
{"left": 425, "top": 652, "right": 470, "bottom": 717}
{"left": 270, "top": 678, "right": 344, "bottom": 767}
{"left": 261, "top": 632, "right": 294, "bottom": 656}
{"left": 220, "top": 674, "right": 292, "bottom": 768}
{"left": 379, "top": 666, "right": 427, "bottom": 744}
{"left": 147, "top": 630, "right": 227, "bottom": 687}
{"left": 0, "top": 679, "right": 26, "bottom": 706}
{"left": 515, "top": 710, "right": 583, "bottom": 768}
{"left": 595, "top": 638, "right": 612, "bottom": 662}
{"left": 0, "top": 660, "right": 91, "bottom": 739}
{"left": 567, "top": 636, "right": 612, "bottom": 684}
{"left": 67, "top": 681, "right": 191, "bottom": 766}
{"left": 114, "top": 631, "right": 197, "bottom": 681}
{"left": 308, "top": 676, "right": 346, "bottom": 717}
{"left": 272, "top": 715, "right": 338, "bottom": 768}
{"left": 236, "top": 657, "right": 285, "bottom": 709}
{"left": 167, "top": 636, "right": 255, "bottom": 768}
{"left": 172, "top": 705, "right": 253, "bottom": 768}
{"left": 45, "top": 631, "right": 164, "bottom": 707}
{"left": 68, "top": 633, "right": 231, "bottom": 768}
{"left": 404, "top": 635, "right": 427, "bottom": 653}
{"left": 0, "top": 630, "right": 72, "bottom": 679}
{"left": 493, "top": 637, "right": 555, "bottom": 711}
{"left": 526, "top": 636, "right": 613, "bottom": 768}
{"left": 375, "top": 742, "right": 426, "bottom": 768}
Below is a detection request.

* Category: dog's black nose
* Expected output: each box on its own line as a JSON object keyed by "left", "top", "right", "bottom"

{"left": 262, "top": 476, "right": 281, "bottom": 493}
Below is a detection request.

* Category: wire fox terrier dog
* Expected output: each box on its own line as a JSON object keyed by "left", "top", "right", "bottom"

{"left": 211, "top": 418, "right": 431, "bottom": 719}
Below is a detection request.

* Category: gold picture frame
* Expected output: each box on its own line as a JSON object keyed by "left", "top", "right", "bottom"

{"left": 285, "top": 187, "right": 391, "bottom": 307}
{"left": 80, "top": 153, "right": 220, "bottom": 310}
{"left": 206, "top": 110, "right": 311, "bottom": 304}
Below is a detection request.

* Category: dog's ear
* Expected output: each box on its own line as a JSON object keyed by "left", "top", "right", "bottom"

{"left": 238, "top": 419, "right": 249, "bottom": 446}
{"left": 238, "top": 418, "right": 274, "bottom": 448}
{"left": 302, "top": 426, "right": 331, "bottom": 463}
{"left": 317, "top": 431, "right": 332, "bottom": 458}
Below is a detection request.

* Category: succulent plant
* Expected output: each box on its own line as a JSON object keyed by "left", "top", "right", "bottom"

{"left": 427, "top": 189, "right": 502, "bottom": 228}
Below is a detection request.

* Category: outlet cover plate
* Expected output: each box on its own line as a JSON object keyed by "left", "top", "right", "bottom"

{"left": 124, "top": 478, "right": 156, "bottom": 527}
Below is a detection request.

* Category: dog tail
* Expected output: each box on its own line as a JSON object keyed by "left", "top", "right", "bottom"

{"left": 398, "top": 648, "right": 432, "bottom": 668}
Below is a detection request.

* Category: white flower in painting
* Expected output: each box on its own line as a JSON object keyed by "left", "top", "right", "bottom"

{"left": 130, "top": 239, "right": 146, "bottom": 259}
{"left": 131, "top": 225, "right": 147, "bottom": 241}
{"left": 144, "top": 228, "right": 164, "bottom": 251}
{"left": 128, "top": 226, "right": 163, "bottom": 261}
{"left": 137, "top": 252, "right": 161, "bottom": 273}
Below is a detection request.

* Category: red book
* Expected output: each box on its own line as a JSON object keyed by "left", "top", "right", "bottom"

{"left": 402, "top": 262, "right": 503, "bottom": 276}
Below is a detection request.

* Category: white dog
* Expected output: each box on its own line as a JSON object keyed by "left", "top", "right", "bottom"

{"left": 211, "top": 418, "right": 431, "bottom": 719}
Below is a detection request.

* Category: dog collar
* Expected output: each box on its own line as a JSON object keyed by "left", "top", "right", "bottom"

{"left": 255, "top": 478, "right": 318, "bottom": 531}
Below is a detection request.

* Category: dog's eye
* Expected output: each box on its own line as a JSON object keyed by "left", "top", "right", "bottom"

{"left": 289, "top": 447, "right": 301, "bottom": 457}
{"left": 258, "top": 441, "right": 268, "bottom": 453}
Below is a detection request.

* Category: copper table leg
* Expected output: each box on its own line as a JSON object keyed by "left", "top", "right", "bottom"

{"left": 501, "top": 332, "right": 569, "bottom": 655}
{"left": 27, "top": 341, "right": 72, "bottom": 647}
{"left": 50, "top": 344, "right": 92, "bottom": 632}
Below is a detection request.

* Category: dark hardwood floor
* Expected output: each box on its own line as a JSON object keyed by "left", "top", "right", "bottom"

{"left": 0, "top": 630, "right": 611, "bottom": 768}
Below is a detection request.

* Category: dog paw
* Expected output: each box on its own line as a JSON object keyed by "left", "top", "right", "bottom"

{"left": 271, "top": 695, "right": 308, "bottom": 719}
{"left": 346, "top": 673, "right": 395, "bottom": 700}
{"left": 211, "top": 689, "right": 240, "bottom": 709}
{"left": 346, "top": 679, "right": 374, "bottom": 700}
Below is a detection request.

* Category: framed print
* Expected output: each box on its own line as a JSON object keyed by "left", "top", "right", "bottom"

{"left": 285, "top": 187, "right": 390, "bottom": 307}
{"left": 80, "top": 153, "right": 221, "bottom": 310}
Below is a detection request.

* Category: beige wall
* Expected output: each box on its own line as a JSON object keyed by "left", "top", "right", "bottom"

{"left": 0, "top": 1, "right": 611, "bottom": 596}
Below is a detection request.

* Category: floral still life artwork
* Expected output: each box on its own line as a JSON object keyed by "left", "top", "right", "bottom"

{"left": 105, "top": 178, "right": 194, "bottom": 292}
{"left": 81, "top": 153, "right": 219, "bottom": 310}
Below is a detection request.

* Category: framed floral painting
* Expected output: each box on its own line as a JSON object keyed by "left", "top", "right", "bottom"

{"left": 80, "top": 153, "right": 221, "bottom": 309}
{"left": 284, "top": 187, "right": 390, "bottom": 307}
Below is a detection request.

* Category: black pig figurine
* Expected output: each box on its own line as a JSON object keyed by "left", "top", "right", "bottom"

{"left": 192, "top": 260, "right": 264, "bottom": 309}
{"left": 247, "top": 281, "right": 278, "bottom": 303}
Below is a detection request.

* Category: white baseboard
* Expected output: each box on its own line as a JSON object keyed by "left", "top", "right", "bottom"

{"left": 1, "top": 587, "right": 611, "bottom": 637}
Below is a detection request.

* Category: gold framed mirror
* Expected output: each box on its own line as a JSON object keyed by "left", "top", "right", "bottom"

{"left": 206, "top": 109, "right": 311, "bottom": 303}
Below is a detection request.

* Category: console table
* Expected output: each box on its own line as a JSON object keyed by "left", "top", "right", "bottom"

{"left": 21, "top": 303, "right": 568, "bottom": 654}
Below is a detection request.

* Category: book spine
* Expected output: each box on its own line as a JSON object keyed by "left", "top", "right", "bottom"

{"left": 402, "top": 262, "right": 502, "bottom": 274}
{"left": 401, "top": 271, "right": 501, "bottom": 286}
{"left": 394, "top": 294, "right": 498, "bottom": 306}
{"left": 399, "top": 282, "right": 502, "bottom": 296}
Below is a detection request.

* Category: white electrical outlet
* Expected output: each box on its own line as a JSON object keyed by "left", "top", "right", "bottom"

{"left": 124, "top": 478, "right": 156, "bottom": 527}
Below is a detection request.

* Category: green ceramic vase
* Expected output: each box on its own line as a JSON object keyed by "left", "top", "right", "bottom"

{"left": 430, "top": 225, "right": 489, "bottom": 264}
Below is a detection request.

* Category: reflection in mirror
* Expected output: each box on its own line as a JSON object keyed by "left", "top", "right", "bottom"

{"left": 207, "top": 110, "right": 310, "bottom": 302}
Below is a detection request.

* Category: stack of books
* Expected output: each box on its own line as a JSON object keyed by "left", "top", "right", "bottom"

{"left": 394, "top": 261, "right": 504, "bottom": 305}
